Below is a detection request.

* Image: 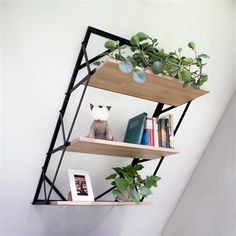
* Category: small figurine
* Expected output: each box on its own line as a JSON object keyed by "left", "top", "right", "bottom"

{"left": 87, "top": 104, "right": 114, "bottom": 141}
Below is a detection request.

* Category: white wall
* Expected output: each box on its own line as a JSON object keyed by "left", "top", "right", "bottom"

{"left": 1, "top": 1, "right": 235, "bottom": 236}
{"left": 162, "top": 93, "right": 236, "bottom": 236}
{"left": 0, "top": 3, "right": 3, "bottom": 232}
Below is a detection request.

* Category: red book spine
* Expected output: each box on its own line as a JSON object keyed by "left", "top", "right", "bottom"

{"left": 146, "top": 118, "right": 154, "bottom": 146}
{"left": 151, "top": 118, "right": 155, "bottom": 146}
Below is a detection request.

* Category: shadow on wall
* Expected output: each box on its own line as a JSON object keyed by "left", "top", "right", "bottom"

{"left": 26, "top": 205, "right": 126, "bottom": 236}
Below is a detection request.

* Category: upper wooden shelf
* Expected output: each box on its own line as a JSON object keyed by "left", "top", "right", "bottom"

{"left": 49, "top": 200, "right": 150, "bottom": 206}
{"left": 88, "top": 58, "right": 209, "bottom": 106}
{"left": 66, "top": 137, "right": 179, "bottom": 159}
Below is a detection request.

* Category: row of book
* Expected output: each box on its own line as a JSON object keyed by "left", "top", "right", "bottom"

{"left": 124, "top": 112, "right": 175, "bottom": 148}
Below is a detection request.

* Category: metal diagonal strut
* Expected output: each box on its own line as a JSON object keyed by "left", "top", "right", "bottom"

{"left": 32, "top": 26, "right": 93, "bottom": 204}
{"left": 140, "top": 101, "right": 192, "bottom": 202}
{"left": 33, "top": 26, "right": 132, "bottom": 204}
{"left": 46, "top": 70, "right": 92, "bottom": 202}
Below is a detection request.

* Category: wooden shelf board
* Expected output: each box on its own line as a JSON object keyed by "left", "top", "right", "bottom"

{"left": 49, "top": 200, "right": 150, "bottom": 206}
{"left": 66, "top": 137, "right": 179, "bottom": 159}
{"left": 88, "top": 58, "right": 209, "bottom": 106}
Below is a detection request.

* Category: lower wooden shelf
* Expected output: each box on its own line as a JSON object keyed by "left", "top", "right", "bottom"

{"left": 66, "top": 137, "right": 179, "bottom": 159}
{"left": 49, "top": 201, "right": 150, "bottom": 206}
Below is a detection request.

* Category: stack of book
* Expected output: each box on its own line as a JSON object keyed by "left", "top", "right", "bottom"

{"left": 123, "top": 112, "right": 175, "bottom": 148}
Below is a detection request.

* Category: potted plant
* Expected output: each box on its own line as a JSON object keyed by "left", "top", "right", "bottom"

{"left": 95, "top": 32, "right": 209, "bottom": 88}
{"left": 105, "top": 164, "right": 161, "bottom": 204}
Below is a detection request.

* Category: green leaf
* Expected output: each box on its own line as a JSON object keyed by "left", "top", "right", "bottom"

{"left": 111, "top": 181, "right": 116, "bottom": 186}
{"left": 104, "top": 40, "right": 118, "bottom": 51}
{"left": 115, "top": 178, "right": 129, "bottom": 191}
{"left": 112, "top": 189, "right": 122, "bottom": 196}
{"left": 129, "top": 191, "right": 140, "bottom": 204}
{"left": 178, "top": 47, "right": 182, "bottom": 53}
{"left": 156, "top": 51, "right": 168, "bottom": 59}
{"left": 169, "top": 52, "right": 176, "bottom": 56}
{"left": 136, "top": 32, "right": 148, "bottom": 41}
{"left": 196, "top": 58, "right": 202, "bottom": 67}
{"left": 163, "top": 62, "right": 172, "bottom": 72}
{"left": 188, "top": 41, "right": 196, "bottom": 50}
{"left": 93, "top": 61, "right": 101, "bottom": 66}
{"left": 201, "top": 74, "right": 208, "bottom": 82}
{"left": 137, "top": 174, "right": 143, "bottom": 183}
{"left": 198, "top": 54, "right": 210, "bottom": 59}
{"left": 144, "top": 177, "right": 153, "bottom": 188}
{"left": 134, "top": 164, "right": 144, "bottom": 171}
{"left": 123, "top": 165, "right": 136, "bottom": 178}
{"left": 131, "top": 35, "right": 140, "bottom": 47}
{"left": 182, "top": 58, "right": 193, "bottom": 66}
{"left": 131, "top": 46, "right": 137, "bottom": 52}
{"left": 152, "top": 61, "right": 164, "bottom": 74}
{"left": 122, "top": 172, "right": 133, "bottom": 184}
{"left": 141, "top": 42, "right": 149, "bottom": 50}
{"left": 178, "top": 69, "right": 191, "bottom": 81}
{"left": 169, "top": 67, "right": 179, "bottom": 77}
{"left": 152, "top": 38, "right": 158, "bottom": 45}
{"left": 139, "top": 186, "right": 152, "bottom": 197}
{"left": 115, "top": 54, "right": 124, "bottom": 61}
{"left": 150, "top": 175, "right": 161, "bottom": 182}
{"left": 112, "top": 167, "right": 123, "bottom": 175}
{"left": 191, "top": 83, "right": 200, "bottom": 89}
{"left": 105, "top": 173, "right": 117, "bottom": 180}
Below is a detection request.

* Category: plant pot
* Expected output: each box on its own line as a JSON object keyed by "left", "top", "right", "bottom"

{"left": 116, "top": 186, "right": 135, "bottom": 202}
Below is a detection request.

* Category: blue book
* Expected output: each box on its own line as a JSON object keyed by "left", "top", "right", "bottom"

{"left": 124, "top": 112, "right": 147, "bottom": 144}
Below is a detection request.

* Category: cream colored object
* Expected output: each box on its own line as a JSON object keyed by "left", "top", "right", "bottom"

{"left": 67, "top": 137, "right": 179, "bottom": 159}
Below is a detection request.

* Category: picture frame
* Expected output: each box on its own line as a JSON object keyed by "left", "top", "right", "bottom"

{"left": 68, "top": 169, "right": 94, "bottom": 201}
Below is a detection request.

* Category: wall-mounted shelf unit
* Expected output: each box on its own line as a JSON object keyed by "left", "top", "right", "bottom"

{"left": 32, "top": 26, "right": 209, "bottom": 206}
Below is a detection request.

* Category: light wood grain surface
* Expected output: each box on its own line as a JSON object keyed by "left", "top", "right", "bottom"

{"left": 49, "top": 200, "right": 151, "bottom": 206}
{"left": 66, "top": 137, "right": 179, "bottom": 159}
{"left": 88, "top": 58, "right": 209, "bottom": 106}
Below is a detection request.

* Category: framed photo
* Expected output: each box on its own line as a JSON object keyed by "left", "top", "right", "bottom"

{"left": 68, "top": 169, "right": 94, "bottom": 201}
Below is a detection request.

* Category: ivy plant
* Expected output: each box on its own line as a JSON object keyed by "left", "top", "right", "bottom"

{"left": 105, "top": 164, "right": 161, "bottom": 204}
{"left": 96, "top": 32, "right": 209, "bottom": 88}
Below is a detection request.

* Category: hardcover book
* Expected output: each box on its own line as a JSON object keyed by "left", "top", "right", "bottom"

{"left": 124, "top": 112, "right": 147, "bottom": 144}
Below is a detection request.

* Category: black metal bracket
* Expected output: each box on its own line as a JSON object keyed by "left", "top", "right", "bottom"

{"left": 32, "top": 26, "right": 192, "bottom": 205}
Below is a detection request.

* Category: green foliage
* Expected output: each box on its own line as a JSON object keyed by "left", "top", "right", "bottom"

{"left": 96, "top": 32, "right": 210, "bottom": 89}
{"left": 105, "top": 164, "right": 161, "bottom": 204}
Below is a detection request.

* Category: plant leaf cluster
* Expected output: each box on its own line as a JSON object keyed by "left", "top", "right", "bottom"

{"left": 106, "top": 164, "right": 161, "bottom": 204}
{"left": 99, "top": 32, "right": 210, "bottom": 89}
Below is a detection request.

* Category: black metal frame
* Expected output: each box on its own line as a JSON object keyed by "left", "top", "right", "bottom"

{"left": 32, "top": 26, "right": 192, "bottom": 205}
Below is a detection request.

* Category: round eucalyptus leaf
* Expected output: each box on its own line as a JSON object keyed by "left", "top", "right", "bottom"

{"left": 201, "top": 74, "right": 208, "bottom": 82}
{"left": 178, "top": 69, "right": 191, "bottom": 81}
{"left": 131, "top": 35, "right": 140, "bottom": 47}
{"left": 119, "top": 61, "right": 133, "bottom": 74}
{"left": 163, "top": 62, "right": 172, "bottom": 73}
{"left": 136, "top": 32, "right": 148, "bottom": 41}
{"left": 152, "top": 61, "right": 164, "bottom": 74}
{"left": 188, "top": 41, "right": 196, "bottom": 50}
{"left": 104, "top": 40, "right": 118, "bottom": 51}
{"left": 198, "top": 54, "right": 210, "bottom": 59}
{"left": 183, "top": 58, "right": 193, "bottom": 66}
{"left": 132, "top": 70, "right": 146, "bottom": 84}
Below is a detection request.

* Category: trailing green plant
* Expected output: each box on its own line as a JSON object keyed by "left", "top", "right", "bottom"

{"left": 95, "top": 32, "right": 209, "bottom": 88}
{"left": 105, "top": 164, "right": 161, "bottom": 204}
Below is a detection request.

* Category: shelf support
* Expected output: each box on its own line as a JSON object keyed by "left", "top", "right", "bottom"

{"left": 32, "top": 26, "right": 93, "bottom": 204}
{"left": 33, "top": 26, "right": 193, "bottom": 205}
{"left": 33, "top": 26, "right": 133, "bottom": 204}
